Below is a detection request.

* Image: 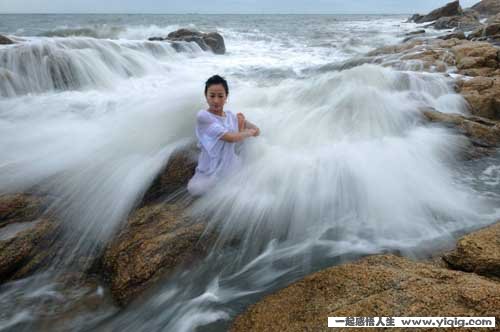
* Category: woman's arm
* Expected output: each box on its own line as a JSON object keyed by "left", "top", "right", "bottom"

{"left": 221, "top": 128, "right": 257, "bottom": 142}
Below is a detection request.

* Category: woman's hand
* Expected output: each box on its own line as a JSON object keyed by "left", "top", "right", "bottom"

{"left": 237, "top": 112, "right": 246, "bottom": 132}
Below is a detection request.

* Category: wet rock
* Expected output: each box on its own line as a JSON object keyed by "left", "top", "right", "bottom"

{"left": 422, "top": 108, "right": 500, "bottom": 147}
{"left": 469, "top": 22, "right": 500, "bottom": 41}
{"left": 443, "top": 221, "right": 500, "bottom": 279}
{"left": 101, "top": 202, "right": 212, "bottom": 305}
{"left": 432, "top": 14, "right": 481, "bottom": 31}
{"left": 451, "top": 41, "right": 499, "bottom": 68}
{"left": 405, "top": 30, "right": 426, "bottom": 36}
{"left": 230, "top": 254, "right": 500, "bottom": 332}
{"left": 487, "top": 12, "right": 500, "bottom": 23}
{"left": 440, "top": 31, "right": 466, "bottom": 40}
{"left": 456, "top": 76, "right": 500, "bottom": 119}
{"left": 0, "top": 194, "right": 59, "bottom": 282}
{"left": 0, "top": 35, "right": 14, "bottom": 45}
{"left": 470, "top": 0, "right": 500, "bottom": 16}
{"left": 407, "top": 14, "right": 424, "bottom": 23}
{"left": 149, "top": 29, "right": 226, "bottom": 54}
{"left": 414, "top": 1, "right": 463, "bottom": 23}
{"left": 0, "top": 194, "right": 45, "bottom": 227}
{"left": 140, "top": 144, "right": 198, "bottom": 207}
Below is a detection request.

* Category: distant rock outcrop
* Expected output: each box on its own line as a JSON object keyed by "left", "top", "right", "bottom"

{"left": 412, "top": 0, "right": 463, "bottom": 23}
{"left": 149, "top": 29, "right": 226, "bottom": 54}
{"left": 0, "top": 35, "right": 14, "bottom": 45}
{"left": 470, "top": 0, "right": 500, "bottom": 16}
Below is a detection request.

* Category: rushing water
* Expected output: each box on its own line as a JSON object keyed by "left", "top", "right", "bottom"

{"left": 0, "top": 14, "right": 499, "bottom": 332}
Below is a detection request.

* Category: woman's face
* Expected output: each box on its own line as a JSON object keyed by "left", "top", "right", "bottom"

{"left": 205, "top": 84, "right": 227, "bottom": 113}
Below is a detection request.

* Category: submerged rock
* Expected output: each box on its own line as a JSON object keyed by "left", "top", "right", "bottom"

{"left": 443, "top": 221, "right": 500, "bottom": 279}
{"left": 413, "top": 0, "right": 463, "bottom": 23}
{"left": 101, "top": 202, "right": 212, "bottom": 305}
{"left": 149, "top": 29, "right": 226, "bottom": 55}
{"left": 0, "top": 194, "right": 59, "bottom": 282}
{"left": 422, "top": 109, "right": 500, "bottom": 148}
{"left": 0, "top": 35, "right": 14, "bottom": 45}
{"left": 440, "top": 31, "right": 466, "bottom": 40}
{"left": 231, "top": 254, "right": 500, "bottom": 331}
{"left": 140, "top": 144, "right": 198, "bottom": 207}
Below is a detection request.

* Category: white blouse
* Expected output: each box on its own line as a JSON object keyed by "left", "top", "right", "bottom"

{"left": 187, "top": 109, "right": 241, "bottom": 196}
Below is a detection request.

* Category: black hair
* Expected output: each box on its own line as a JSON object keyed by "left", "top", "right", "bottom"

{"left": 204, "top": 75, "right": 229, "bottom": 96}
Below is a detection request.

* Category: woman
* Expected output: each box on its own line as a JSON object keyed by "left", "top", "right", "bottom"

{"left": 187, "top": 75, "right": 260, "bottom": 196}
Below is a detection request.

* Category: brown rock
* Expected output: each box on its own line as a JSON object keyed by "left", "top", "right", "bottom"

{"left": 422, "top": 108, "right": 500, "bottom": 146}
{"left": 443, "top": 221, "right": 500, "bottom": 279}
{"left": 0, "top": 193, "right": 45, "bottom": 227}
{"left": 432, "top": 14, "right": 481, "bottom": 31}
{"left": 457, "top": 76, "right": 500, "bottom": 119}
{"left": 471, "top": 0, "right": 500, "bottom": 16}
{"left": 487, "top": 12, "right": 500, "bottom": 23}
{"left": 451, "top": 41, "right": 499, "bottom": 70}
{"left": 0, "top": 194, "right": 58, "bottom": 282}
{"left": 440, "top": 31, "right": 466, "bottom": 40}
{"left": 101, "top": 202, "right": 212, "bottom": 305}
{"left": 0, "top": 34, "right": 14, "bottom": 45}
{"left": 415, "top": 1, "right": 463, "bottom": 23}
{"left": 150, "top": 28, "right": 226, "bottom": 55}
{"left": 140, "top": 144, "right": 198, "bottom": 206}
{"left": 231, "top": 254, "right": 500, "bottom": 332}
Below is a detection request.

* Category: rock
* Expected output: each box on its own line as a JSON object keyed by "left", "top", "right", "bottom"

{"left": 440, "top": 31, "right": 466, "bottom": 40}
{"left": 149, "top": 29, "right": 226, "bottom": 55}
{"left": 415, "top": 1, "right": 463, "bottom": 23}
{"left": 0, "top": 194, "right": 45, "bottom": 227}
{"left": 422, "top": 108, "right": 500, "bottom": 147}
{"left": 101, "top": 202, "right": 212, "bottom": 305}
{"left": 0, "top": 35, "right": 14, "bottom": 45}
{"left": 469, "top": 22, "right": 500, "bottom": 39}
{"left": 140, "top": 144, "right": 198, "bottom": 207}
{"left": 471, "top": 0, "right": 500, "bottom": 16}
{"left": 230, "top": 254, "right": 500, "bottom": 332}
{"left": 451, "top": 41, "right": 499, "bottom": 70}
{"left": 443, "top": 222, "right": 500, "bottom": 279}
{"left": 0, "top": 194, "right": 59, "bottom": 282}
{"left": 487, "top": 12, "right": 500, "bottom": 23}
{"left": 366, "top": 40, "right": 424, "bottom": 57}
{"left": 432, "top": 14, "right": 481, "bottom": 30}
{"left": 405, "top": 29, "right": 426, "bottom": 36}
{"left": 457, "top": 76, "right": 500, "bottom": 119}
{"left": 407, "top": 14, "right": 424, "bottom": 23}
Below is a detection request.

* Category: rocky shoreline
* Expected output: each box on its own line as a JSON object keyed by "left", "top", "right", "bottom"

{"left": 1, "top": 0, "right": 500, "bottom": 330}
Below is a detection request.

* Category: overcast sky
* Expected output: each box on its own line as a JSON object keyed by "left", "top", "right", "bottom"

{"left": 0, "top": 0, "right": 480, "bottom": 14}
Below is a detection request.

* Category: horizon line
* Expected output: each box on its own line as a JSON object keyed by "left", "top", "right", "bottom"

{"left": 0, "top": 12, "right": 412, "bottom": 15}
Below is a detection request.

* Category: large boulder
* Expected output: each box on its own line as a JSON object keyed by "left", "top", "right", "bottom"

{"left": 470, "top": 0, "right": 500, "bottom": 16}
{"left": 0, "top": 194, "right": 59, "bottom": 282}
{"left": 414, "top": 1, "right": 463, "bottom": 23}
{"left": 422, "top": 109, "right": 500, "bottom": 147}
{"left": 230, "top": 254, "right": 500, "bottom": 331}
{"left": 456, "top": 76, "right": 500, "bottom": 119}
{"left": 443, "top": 221, "right": 500, "bottom": 278}
{"left": 149, "top": 29, "right": 226, "bottom": 55}
{"left": 0, "top": 35, "right": 14, "bottom": 45}
{"left": 140, "top": 144, "right": 198, "bottom": 207}
{"left": 451, "top": 40, "right": 499, "bottom": 70}
{"left": 101, "top": 202, "right": 213, "bottom": 305}
{"left": 432, "top": 14, "right": 481, "bottom": 30}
